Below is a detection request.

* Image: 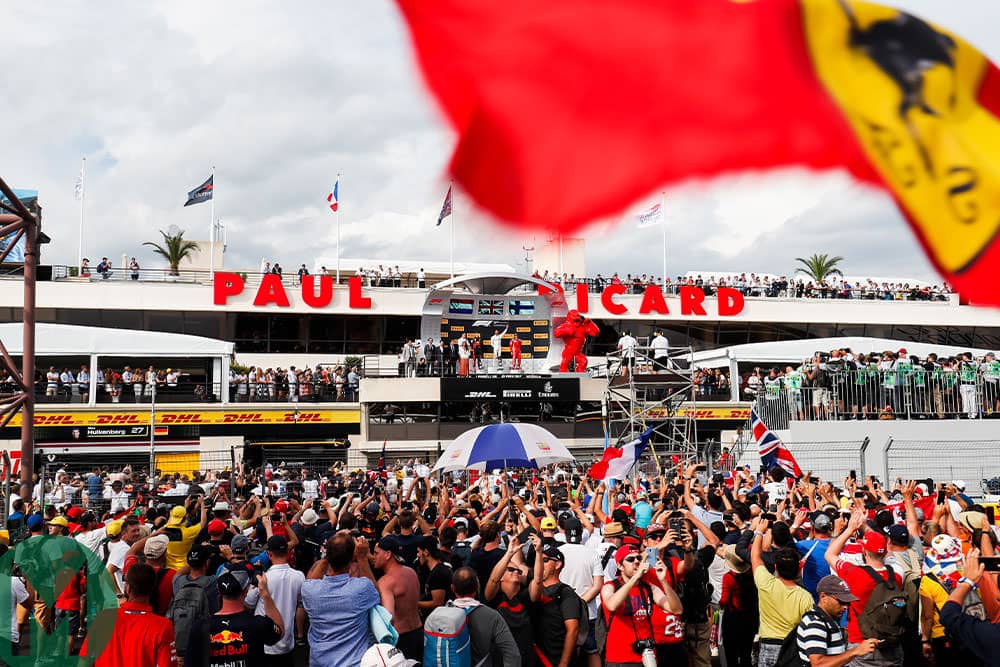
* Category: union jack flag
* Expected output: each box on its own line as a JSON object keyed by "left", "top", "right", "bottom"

{"left": 750, "top": 407, "right": 802, "bottom": 479}
{"left": 478, "top": 299, "right": 504, "bottom": 315}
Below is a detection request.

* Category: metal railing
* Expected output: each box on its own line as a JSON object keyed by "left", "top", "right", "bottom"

{"left": 884, "top": 438, "right": 1000, "bottom": 497}
{"left": 19, "top": 379, "right": 369, "bottom": 404}
{"left": 750, "top": 368, "right": 1000, "bottom": 423}
{"left": 731, "top": 434, "right": 870, "bottom": 482}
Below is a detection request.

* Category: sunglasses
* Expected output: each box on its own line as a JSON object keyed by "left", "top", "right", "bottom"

{"left": 506, "top": 567, "right": 521, "bottom": 574}
{"left": 622, "top": 555, "right": 640, "bottom": 564}
{"left": 542, "top": 556, "right": 560, "bottom": 564}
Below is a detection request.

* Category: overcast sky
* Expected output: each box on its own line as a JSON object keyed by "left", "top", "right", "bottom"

{"left": 3, "top": 1, "right": 998, "bottom": 283}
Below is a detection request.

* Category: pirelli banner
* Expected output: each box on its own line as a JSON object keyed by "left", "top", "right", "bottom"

{"left": 10, "top": 408, "right": 362, "bottom": 428}
{"left": 441, "top": 378, "right": 579, "bottom": 402}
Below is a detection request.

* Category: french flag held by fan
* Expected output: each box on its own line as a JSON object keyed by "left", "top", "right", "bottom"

{"left": 751, "top": 407, "right": 802, "bottom": 479}
{"left": 588, "top": 426, "right": 654, "bottom": 482}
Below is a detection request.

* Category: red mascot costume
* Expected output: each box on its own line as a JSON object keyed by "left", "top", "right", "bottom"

{"left": 553, "top": 310, "right": 599, "bottom": 372}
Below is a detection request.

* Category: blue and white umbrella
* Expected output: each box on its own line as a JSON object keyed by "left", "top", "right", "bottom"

{"left": 432, "top": 423, "right": 574, "bottom": 472}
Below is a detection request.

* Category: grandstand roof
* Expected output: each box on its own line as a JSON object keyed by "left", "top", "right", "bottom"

{"left": 0, "top": 323, "right": 233, "bottom": 357}
{"left": 693, "top": 336, "right": 996, "bottom": 368}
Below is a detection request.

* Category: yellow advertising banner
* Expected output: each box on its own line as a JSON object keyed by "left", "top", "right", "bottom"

{"left": 642, "top": 406, "right": 751, "bottom": 421}
{"left": 9, "top": 408, "right": 362, "bottom": 428}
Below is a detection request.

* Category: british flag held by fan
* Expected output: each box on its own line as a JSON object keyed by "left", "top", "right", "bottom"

{"left": 751, "top": 407, "right": 802, "bottom": 480}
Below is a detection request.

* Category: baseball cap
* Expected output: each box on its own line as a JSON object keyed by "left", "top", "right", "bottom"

{"left": 361, "top": 643, "right": 420, "bottom": 667}
{"left": 300, "top": 508, "right": 319, "bottom": 526}
{"left": 541, "top": 543, "right": 565, "bottom": 564}
{"left": 540, "top": 517, "right": 557, "bottom": 531}
{"left": 816, "top": 575, "right": 859, "bottom": 603}
{"left": 207, "top": 519, "right": 227, "bottom": 535}
{"left": 604, "top": 522, "right": 625, "bottom": 538}
{"left": 614, "top": 544, "right": 640, "bottom": 565}
{"left": 187, "top": 544, "right": 212, "bottom": 565}
{"left": 26, "top": 514, "right": 43, "bottom": 531}
{"left": 166, "top": 505, "right": 188, "bottom": 527}
{"left": 377, "top": 535, "right": 405, "bottom": 560}
{"left": 48, "top": 516, "right": 69, "bottom": 528}
{"left": 266, "top": 535, "right": 289, "bottom": 555}
{"left": 231, "top": 534, "right": 251, "bottom": 554}
{"left": 952, "top": 480, "right": 967, "bottom": 491}
{"left": 66, "top": 506, "right": 84, "bottom": 520}
{"left": 105, "top": 520, "right": 122, "bottom": 537}
{"left": 218, "top": 569, "right": 251, "bottom": 596}
{"left": 274, "top": 499, "right": 290, "bottom": 513}
{"left": 144, "top": 535, "right": 169, "bottom": 559}
{"left": 811, "top": 512, "right": 833, "bottom": 532}
{"left": 887, "top": 524, "right": 909, "bottom": 547}
{"left": 644, "top": 522, "right": 666, "bottom": 538}
{"left": 563, "top": 518, "right": 583, "bottom": 544}
{"left": 861, "top": 531, "right": 887, "bottom": 555}
{"left": 212, "top": 501, "right": 230, "bottom": 513}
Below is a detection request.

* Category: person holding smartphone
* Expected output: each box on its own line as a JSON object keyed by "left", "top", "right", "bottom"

{"left": 938, "top": 549, "right": 1000, "bottom": 666}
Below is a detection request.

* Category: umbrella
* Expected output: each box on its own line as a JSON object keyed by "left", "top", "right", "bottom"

{"left": 432, "top": 423, "right": 574, "bottom": 472}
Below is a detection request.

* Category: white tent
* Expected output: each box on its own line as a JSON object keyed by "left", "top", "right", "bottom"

{"left": 693, "top": 336, "right": 994, "bottom": 370}
{"left": 0, "top": 322, "right": 233, "bottom": 357}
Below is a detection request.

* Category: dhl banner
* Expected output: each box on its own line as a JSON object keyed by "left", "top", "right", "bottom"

{"left": 7, "top": 408, "right": 362, "bottom": 428}
{"left": 643, "top": 406, "right": 752, "bottom": 421}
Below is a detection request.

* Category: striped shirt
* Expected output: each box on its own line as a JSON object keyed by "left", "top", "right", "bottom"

{"left": 797, "top": 606, "right": 846, "bottom": 663}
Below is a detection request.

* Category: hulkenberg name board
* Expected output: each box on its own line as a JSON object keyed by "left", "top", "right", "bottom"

{"left": 441, "top": 378, "right": 579, "bottom": 402}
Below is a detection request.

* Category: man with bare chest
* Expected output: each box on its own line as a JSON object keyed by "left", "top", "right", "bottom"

{"left": 374, "top": 535, "right": 423, "bottom": 662}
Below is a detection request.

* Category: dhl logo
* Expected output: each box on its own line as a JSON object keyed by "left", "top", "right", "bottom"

{"left": 282, "top": 412, "right": 323, "bottom": 422}
{"left": 161, "top": 414, "right": 206, "bottom": 424}
{"left": 33, "top": 415, "right": 74, "bottom": 425}
{"left": 95, "top": 414, "right": 142, "bottom": 425}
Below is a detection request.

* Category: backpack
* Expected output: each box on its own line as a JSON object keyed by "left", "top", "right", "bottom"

{"left": 671, "top": 552, "right": 713, "bottom": 624}
{"left": 451, "top": 540, "right": 473, "bottom": 568}
{"left": 423, "top": 602, "right": 476, "bottom": 667}
{"left": 167, "top": 580, "right": 212, "bottom": 657}
{"left": 773, "top": 627, "right": 805, "bottom": 667}
{"left": 550, "top": 583, "right": 590, "bottom": 647}
{"left": 856, "top": 566, "right": 908, "bottom": 642}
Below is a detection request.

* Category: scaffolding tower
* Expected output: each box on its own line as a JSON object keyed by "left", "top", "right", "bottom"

{"left": 603, "top": 343, "right": 698, "bottom": 471}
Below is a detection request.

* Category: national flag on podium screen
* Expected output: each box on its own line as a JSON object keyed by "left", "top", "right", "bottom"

{"left": 437, "top": 185, "right": 453, "bottom": 226}
{"left": 184, "top": 175, "right": 213, "bottom": 207}
{"left": 751, "top": 407, "right": 802, "bottom": 479}
{"left": 396, "top": 0, "right": 1000, "bottom": 307}
{"left": 588, "top": 426, "right": 654, "bottom": 482}
{"left": 327, "top": 180, "right": 339, "bottom": 212}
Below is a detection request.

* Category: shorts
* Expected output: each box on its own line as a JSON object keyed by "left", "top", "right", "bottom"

{"left": 812, "top": 387, "right": 830, "bottom": 407}
{"left": 582, "top": 618, "right": 599, "bottom": 654}
{"left": 396, "top": 628, "right": 423, "bottom": 662}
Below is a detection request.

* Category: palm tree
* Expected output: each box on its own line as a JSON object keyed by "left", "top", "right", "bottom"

{"left": 794, "top": 253, "right": 844, "bottom": 284}
{"left": 143, "top": 228, "right": 200, "bottom": 275}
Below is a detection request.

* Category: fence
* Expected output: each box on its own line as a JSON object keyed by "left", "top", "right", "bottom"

{"left": 731, "top": 436, "right": 869, "bottom": 483}
{"left": 884, "top": 438, "right": 1000, "bottom": 497}
{"left": 751, "top": 368, "right": 1000, "bottom": 424}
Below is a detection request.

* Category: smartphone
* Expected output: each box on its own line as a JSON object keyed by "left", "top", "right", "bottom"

{"left": 762, "top": 513, "right": 778, "bottom": 522}
{"left": 980, "top": 557, "right": 1000, "bottom": 572}
{"left": 849, "top": 470, "right": 857, "bottom": 481}
{"left": 645, "top": 546, "right": 658, "bottom": 567}
{"left": 854, "top": 491, "right": 867, "bottom": 499}
{"left": 936, "top": 489, "right": 946, "bottom": 504}
{"left": 987, "top": 506, "right": 996, "bottom": 525}
{"left": 809, "top": 476, "right": 820, "bottom": 484}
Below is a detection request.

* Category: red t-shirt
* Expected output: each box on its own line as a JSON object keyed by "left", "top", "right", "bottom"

{"left": 835, "top": 560, "right": 903, "bottom": 643}
{"left": 603, "top": 580, "right": 657, "bottom": 663}
{"left": 642, "top": 556, "right": 684, "bottom": 645}
{"left": 83, "top": 602, "right": 177, "bottom": 667}
{"left": 123, "top": 557, "right": 176, "bottom": 616}
{"left": 55, "top": 572, "right": 83, "bottom": 612}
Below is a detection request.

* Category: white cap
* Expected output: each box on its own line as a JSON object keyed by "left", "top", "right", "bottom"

{"left": 300, "top": 508, "right": 319, "bottom": 526}
{"left": 213, "top": 501, "right": 230, "bottom": 512}
{"left": 952, "top": 480, "right": 966, "bottom": 491}
{"left": 360, "top": 643, "right": 419, "bottom": 667}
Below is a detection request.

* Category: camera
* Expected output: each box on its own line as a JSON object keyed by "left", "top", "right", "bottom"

{"left": 633, "top": 639, "right": 657, "bottom": 667}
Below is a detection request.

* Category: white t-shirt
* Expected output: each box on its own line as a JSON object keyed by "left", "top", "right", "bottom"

{"left": 763, "top": 481, "right": 788, "bottom": 502}
{"left": 6, "top": 577, "right": 26, "bottom": 644}
{"left": 618, "top": 335, "right": 637, "bottom": 358}
{"left": 558, "top": 543, "right": 603, "bottom": 620}
{"left": 107, "top": 540, "right": 130, "bottom": 592}
{"left": 75, "top": 527, "right": 107, "bottom": 556}
{"left": 302, "top": 479, "right": 319, "bottom": 499}
{"left": 490, "top": 334, "right": 503, "bottom": 357}
{"left": 651, "top": 334, "right": 669, "bottom": 358}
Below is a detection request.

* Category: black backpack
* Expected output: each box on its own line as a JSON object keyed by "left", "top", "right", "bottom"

{"left": 669, "top": 550, "right": 713, "bottom": 624}
{"left": 167, "top": 580, "right": 212, "bottom": 657}
{"left": 773, "top": 627, "right": 805, "bottom": 667}
{"left": 857, "top": 566, "right": 908, "bottom": 642}
{"left": 549, "top": 583, "right": 590, "bottom": 648}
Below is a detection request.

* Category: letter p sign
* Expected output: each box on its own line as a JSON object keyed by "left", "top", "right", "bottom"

{"left": 213, "top": 272, "right": 245, "bottom": 305}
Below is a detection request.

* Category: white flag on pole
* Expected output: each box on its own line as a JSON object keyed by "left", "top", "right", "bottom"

{"left": 635, "top": 202, "right": 662, "bottom": 228}
{"left": 74, "top": 163, "right": 84, "bottom": 201}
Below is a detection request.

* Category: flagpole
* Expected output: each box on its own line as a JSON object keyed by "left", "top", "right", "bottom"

{"left": 449, "top": 180, "right": 455, "bottom": 279}
{"left": 660, "top": 192, "right": 667, "bottom": 285}
{"left": 209, "top": 165, "right": 216, "bottom": 281}
{"left": 77, "top": 157, "right": 85, "bottom": 275}
{"left": 336, "top": 172, "right": 342, "bottom": 284}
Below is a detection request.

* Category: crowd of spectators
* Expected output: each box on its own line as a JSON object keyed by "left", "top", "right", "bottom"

{"left": 536, "top": 271, "right": 953, "bottom": 302}
{"left": 28, "top": 364, "right": 205, "bottom": 403}
{"left": 744, "top": 346, "right": 1000, "bottom": 420}
{"left": 4, "top": 454, "right": 999, "bottom": 667}
{"left": 229, "top": 364, "right": 362, "bottom": 402}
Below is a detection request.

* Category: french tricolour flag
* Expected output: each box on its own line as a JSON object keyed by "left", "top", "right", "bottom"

{"left": 588, "top": 426, "right": 654, "bottom": 482}
{"left": 327, "top": 179, "right": 339, "bottom": 212}
{"left": 751, "top": 407, "right": 802, "bottom": 479}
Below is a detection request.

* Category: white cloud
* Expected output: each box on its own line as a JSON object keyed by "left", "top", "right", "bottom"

{"left": 0, "top": 0, "right": 995, "bottom": 284}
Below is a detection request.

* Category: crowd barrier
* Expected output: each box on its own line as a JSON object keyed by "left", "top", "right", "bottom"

{"left": 883, "top": 438, "right": 1000, "bottom": 497}
{"left": 731, "top": 438, "right": 870, "bottom": 483}
{"left": 751, "top": 368, "right": 1000, "bottom": 424}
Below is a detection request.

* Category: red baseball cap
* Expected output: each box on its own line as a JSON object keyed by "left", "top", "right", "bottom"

{"left": 66, "top": 506, "right": 84, "bottom": 520}
{"left": 862, "top": 531, "right": 887, "bottom": 555}
{"left": 207, "top": 519, "right": 227, "bottom": 535}
{"left": 614, "top": 544, "right": 640, "bottom": 565}
{"left": 274, "top": 499, "right": 290, "bottom": 513}
{"left": 616, "top": 504, "right": 633, "bottom": 516}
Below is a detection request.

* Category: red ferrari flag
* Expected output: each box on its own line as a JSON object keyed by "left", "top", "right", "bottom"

{"left": 396, "top": 0, "right": 1000, "bottom": 306}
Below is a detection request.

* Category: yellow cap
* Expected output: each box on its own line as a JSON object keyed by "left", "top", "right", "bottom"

{"left": 167, "top": 505, "right": 187, "bottom": 526}
{"left": 105, "top": 520, "right": 122, "bottom": 537}
{"left": 540, "top": 517, "right": 557, "bottom": 530}
{"left": 48, "top": 516, "right": 69, "bottom": 528}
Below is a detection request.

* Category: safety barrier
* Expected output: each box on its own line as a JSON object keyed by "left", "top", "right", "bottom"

{"left": 883, "top": 438, "right": 1000, "bottom": 497}
{"left": 731, "top": 436, "right": 869, "bottom": 483}
{"left": 750, "top": 367, "right": 1000, "bottom": 422}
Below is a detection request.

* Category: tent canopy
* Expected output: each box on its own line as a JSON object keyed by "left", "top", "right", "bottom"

{"left": 0, "top": 322, "right": 233, "bottom": 357}
{"left": 693, "top": 336, "right": 995, "bottom": 369}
